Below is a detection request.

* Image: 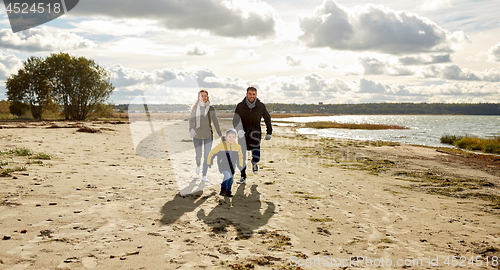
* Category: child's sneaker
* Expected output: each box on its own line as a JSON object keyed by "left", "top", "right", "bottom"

{"left": 201, "top": 176, "right": 208, "bottom": 182}
{"left": 196, "top": 166, "right": 201, "bottom": 175}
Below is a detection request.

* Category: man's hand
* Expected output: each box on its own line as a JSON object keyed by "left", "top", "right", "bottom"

{"left": 264, "top": 134, "right": 272, "bottom": 140}
{"left": 190, "top": 129, "right": 196, "bottom": 138}
{"left": 238, "top": 130, "right": 245, "bottom": 138}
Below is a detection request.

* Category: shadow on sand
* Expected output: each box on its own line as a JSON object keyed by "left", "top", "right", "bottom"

{"left": 160, "top": 183, "right": 275, "bottom": 239}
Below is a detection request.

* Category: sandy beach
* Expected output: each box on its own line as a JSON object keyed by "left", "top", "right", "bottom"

{"left": 0, "top": 120, "right": 499, "bottom": 269}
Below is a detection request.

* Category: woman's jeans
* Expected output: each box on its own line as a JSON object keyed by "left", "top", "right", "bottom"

{"left": 193, "top": 137, "right": 213, "bottom": 176}
{"left": 221, "top": 171, "right": 234, "bottom": 191}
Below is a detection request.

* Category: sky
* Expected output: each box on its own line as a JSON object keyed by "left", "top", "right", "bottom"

{"left": 0, "top": 0, "right": 499, "bottom": 105}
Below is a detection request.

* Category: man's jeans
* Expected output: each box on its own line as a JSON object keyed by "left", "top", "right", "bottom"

{"left": 240, "top": 148, "right": 260, "bottom": 178}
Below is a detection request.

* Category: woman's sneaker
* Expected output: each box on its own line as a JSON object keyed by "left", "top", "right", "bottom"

{"left": 237, "top": 177, "right": 246, "bottom": 184}
{"left": 196, "top": 166, "right": 201, "bottom": 175}
{"left": 201, "top": 176, "right": 209, "bottom": 182}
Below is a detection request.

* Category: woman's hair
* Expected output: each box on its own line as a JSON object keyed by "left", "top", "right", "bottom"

{"left": 198, "top": 89, "right": 209, "bottom": 102}
{"left": 192, "top": 89, "right": 209, "bottom": 111}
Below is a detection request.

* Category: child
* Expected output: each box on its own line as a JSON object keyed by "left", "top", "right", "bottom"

{"left": 206, "top": 129, "right": 243, "bottom": 197}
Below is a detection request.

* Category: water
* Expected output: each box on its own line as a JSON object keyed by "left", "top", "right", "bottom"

{"left": 275, "top": 115, "right": 500, "bottom": 148}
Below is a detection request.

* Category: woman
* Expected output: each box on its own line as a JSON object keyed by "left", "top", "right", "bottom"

{"left": 189, "top": 89, "right": 222, "bottom": 182}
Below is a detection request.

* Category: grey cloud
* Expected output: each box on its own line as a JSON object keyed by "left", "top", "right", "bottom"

{"left": 487, "top": 42, "right": 500, "bottom": 62}
{"left": 193, "top": 67, "right": 248, "bottom": 89}
{"left": 417, "top": 64, "right": 500, "bottom": 82}
{"left": 108, "top": 64, "right": 180, "bottom": 87}
{"left": 72, "top": 0, "right": 278, "bottom": 39}
{"left": 317, "top": 63, "right": 329, "bottom": 69}
{"left": 108, "top": 64, "right": 248, "bottom": 93}
{"left": 399, "top": 54, "right": 452, "bottom": 65}
{"left": 285, "top": 55, "right": 303, "bottom": 67}
{"left": 421, "top": 82, "right": 500, "bottom": 97}
{"left": 298, "top": 0, "right": 467, "bottom": 54}
{"left": 357, "top": 56, "right": 499, "bottom": 80}
{"left": 359, "top": 57, "right": 385, "bottom": 75}
{"left": 0, "top": 28, "right": 95, "bottom": 52}
{"left": 278, "top": 73, "right": 350, "bottom": 95}
{"left": 358, "top": 78, "right": 389, "bottom": 93}
{"left": 104, "top": 64, "right": 500, "bottom": 105}
{"left": 185, "top": 43, "right": 209, "bottom": 56}
{"left": 357, "top": 56, "right": 416, "bottom": 76}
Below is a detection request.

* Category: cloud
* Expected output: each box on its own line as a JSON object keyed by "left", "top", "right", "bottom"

{"left": 192, "top": 66, "right": 249, "bottom": 90}
{"left": 419, "top": 0, "right": 452, "bottom": 11}
{"left": 359, "top": 78, "right": 389, "bottom": 93}
{"left": 417, "top": 81, "right": 500, "bottom": 98}
{"left": 185, "top": 42, "right": 211, "bottom": 56}
{"left": 234, "top": 49, "right": 261, "bottom": 61}
{"left": 317, "top": 63, "right": 329, "bottom": 69}
{"left": 107, "top": 64, "right": 250, "bottom": 103}
{"left": 71, "top": 0, "right": 279, "bottom": 39}
{"left": 298, "top": 0, "right": 468, "bottom": 54}
{"left": 417, "top": 64, "right": 500, "bottom": 82}
{"left": 71, "top": 19, "right": 162, "bottom": 36}
{"left": 0, "top": 53, "right": 22, "bottom": 80}
{"left": 487, "top": 42, "right": 500, "bottom": 62}
{"left": 398, "top": 54, "right": 451, "bottom": 65}
{"left": 107, "top": 64, "right": 182, "bottom": 88}
{"left": 352, "top": 56, "right": 415, "bottom": 76}
{"left": 355, "top": 56, "right": 500, "bottom": 81}
{"left": 0, "top": 28, "right": 96, "bottom": 52}
{"left": 285, "top": 54, "right": 302, "bottom": 67}
{"left": 103, "top": 63, "right": 500, "bottom": 104}
{"left": 359, "top": 57, "right": 386, "bottom": 75}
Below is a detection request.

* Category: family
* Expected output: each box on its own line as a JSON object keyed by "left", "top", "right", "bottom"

{"left": 189, "top": 87, "right": 272, "bottom": 197}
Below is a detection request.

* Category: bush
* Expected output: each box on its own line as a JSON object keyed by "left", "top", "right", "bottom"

{"left": 440, "top": 134, "right": 464, "bottom": 144}
{"left": 441, "top": 135, "right": 500, "bottom": 154}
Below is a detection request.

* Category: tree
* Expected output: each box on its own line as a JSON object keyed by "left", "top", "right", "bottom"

{"left": 6, "top": 56, "right": 50, "bottom": 120}
{"left": 46, "top": 53, "right": 114, "bottom": 120}
{"left": 6, "top": 53, "right": 114, "bottom": 121}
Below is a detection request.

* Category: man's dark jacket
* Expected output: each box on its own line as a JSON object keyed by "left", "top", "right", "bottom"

{"left": 233, "top": 97, "right": 272, "bottom": 150}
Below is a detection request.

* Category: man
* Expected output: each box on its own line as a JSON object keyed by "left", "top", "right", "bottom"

{"left": 233, "top": 86, "right": 272, "bottom": 183}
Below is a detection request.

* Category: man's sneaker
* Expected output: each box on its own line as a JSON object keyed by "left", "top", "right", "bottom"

{"left": 196, "top": 166, "right": 201, "bottom": 175}
{"left": 252, "top": 163, "right": 258, "bottom": 174}
{"left": 201, "top": 176, "right": 209, "bottom": 182}
{"left": 219, "top": 188, "right": 226, "bottom": 196}
{"left": 225, "top": 190, "right": 233, "bottom": 197}
{"left": 237, "top": 177, "right": 246, "bottom": 184}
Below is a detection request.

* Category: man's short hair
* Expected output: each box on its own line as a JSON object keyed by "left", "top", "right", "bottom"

{"left": 247, "top": 86, "right": 257, "bottom": 93}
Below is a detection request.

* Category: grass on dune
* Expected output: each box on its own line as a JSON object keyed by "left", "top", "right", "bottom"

{"left": 441, "top": 135, "right": 500, "bottom": 154}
